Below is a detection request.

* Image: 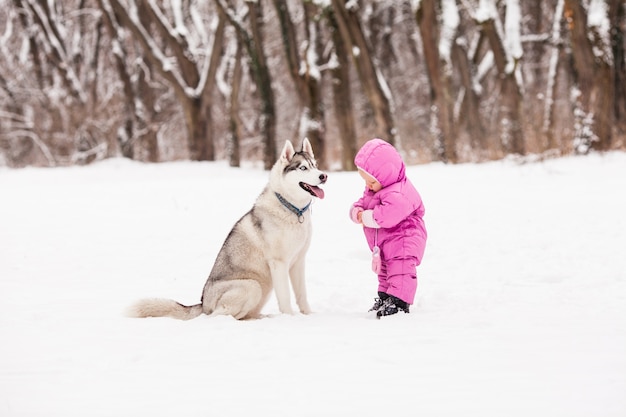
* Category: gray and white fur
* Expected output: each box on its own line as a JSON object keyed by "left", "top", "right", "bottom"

{"left": 127, "top": 138, "right": 327, "bottom": 320}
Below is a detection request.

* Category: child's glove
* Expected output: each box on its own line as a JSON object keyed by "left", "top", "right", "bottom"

{"left": 371, "top": 246, "right": 381, "bottom": 274}
{"left": 349, "top": 205, "right": 363, "bottom": 224}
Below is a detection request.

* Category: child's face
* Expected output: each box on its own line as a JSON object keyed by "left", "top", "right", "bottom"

{"left": 358, "top": 169, "right": 382, "bottom": 192}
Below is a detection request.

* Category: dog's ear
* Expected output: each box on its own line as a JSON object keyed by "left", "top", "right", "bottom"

{"left": 302, "top": 137, "right": 314, "bottom": 158}
{"left": 280, "top": 140, "right": 296, "bottom": 161}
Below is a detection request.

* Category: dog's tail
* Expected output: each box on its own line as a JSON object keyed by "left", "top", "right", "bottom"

{"left": 125, "top": 298, "right": 203, "bottom": 320}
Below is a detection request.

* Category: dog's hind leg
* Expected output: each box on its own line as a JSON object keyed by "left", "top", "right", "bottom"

{"left": 204, "top": 280, "right": 263, "bottom": 320}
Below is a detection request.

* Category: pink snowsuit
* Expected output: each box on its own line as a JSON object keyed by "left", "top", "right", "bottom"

{"left": 352, "top": 139, "right": 427, "bottom": 305}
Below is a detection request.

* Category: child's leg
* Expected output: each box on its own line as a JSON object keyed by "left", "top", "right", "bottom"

{"left": 368, "top": 262, "right": 390, "bottom": 312}
{"left": 376, "top": 261, "right": 389, "bottom": 295}
{"left": 384, "top": 257, "right": 418, "bottom": 305}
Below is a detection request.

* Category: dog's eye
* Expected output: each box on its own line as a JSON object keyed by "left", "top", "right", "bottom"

{"left": 299, "top": 165, "right": 308, "bottom": 171}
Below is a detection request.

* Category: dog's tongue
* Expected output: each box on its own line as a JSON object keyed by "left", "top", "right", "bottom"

{"left": 310, "top": 186, "right": 325, "bottom": 199}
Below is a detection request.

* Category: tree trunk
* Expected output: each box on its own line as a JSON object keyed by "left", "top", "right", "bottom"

{"left": 105, "top": 0, "right": 222, "bottom": 161}
{"left": 416, "top": 0, "right": 458, "bottom": 163}
{"left": 228, "top": 34, "right": 244, "bottom": 168}
{"left": 610, "top": 0, "right": 626, "bottom": 139}
{"left": 216, "top": 0, "right": 277, "bottom": 169}
{"left": 480, "top": 16, "right": 525, "bottom": 155}
{"left": 135, "top": 2, "right": 161, "bottom": 162}
{"left": 198, "top": 9, "right": 226, "bottom": 162}
{"left": 97, "top": 0, "right": 135, "bottom": 158}
{"left": 564, "top": 0, "right": 613, "bottom": 152}
{"left": 331, "top": 0, "right": 397, "bottom": 147}
{"left": 453, "top": 41, "right": 486, "bottom": 156}
{"left": 326, "top": 7, "right": 358, "bottom": 171}
{"left": 272, "top": 0, "right": 326, "bottom": 167}
{"left": 248, "top": 1, "right": 276, "bottom": 169}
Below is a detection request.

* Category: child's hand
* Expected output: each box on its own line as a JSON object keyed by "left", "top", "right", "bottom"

{"left": 349, "top": 206, "right": 363, "bottom": 224}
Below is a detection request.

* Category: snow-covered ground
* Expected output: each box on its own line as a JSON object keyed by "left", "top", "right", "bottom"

{"left": 1, "top": 152, "right": 625, "bottom": 416}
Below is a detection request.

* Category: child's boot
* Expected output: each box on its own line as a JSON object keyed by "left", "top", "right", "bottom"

{"left": 376, "top": 295, "right": 410, "bottom": 318}
{"left": 368, "top": 292, "right": 389, "bottom": 312}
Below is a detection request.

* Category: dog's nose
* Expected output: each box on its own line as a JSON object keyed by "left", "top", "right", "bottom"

{"left": 319, "top": 173, "right": 328, "bottom": 183}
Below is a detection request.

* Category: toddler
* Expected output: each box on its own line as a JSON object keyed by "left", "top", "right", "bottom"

{"left": 349, "top": 139, "right": 427, "bottom": 318}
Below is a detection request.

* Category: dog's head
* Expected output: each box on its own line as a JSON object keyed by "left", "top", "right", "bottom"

{"left": 277, "top": 138, "right": 327, "bottom": 200}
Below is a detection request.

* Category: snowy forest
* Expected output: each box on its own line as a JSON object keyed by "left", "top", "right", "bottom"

{"left": 0, "top": 0, "right": 625, "bottom": 169}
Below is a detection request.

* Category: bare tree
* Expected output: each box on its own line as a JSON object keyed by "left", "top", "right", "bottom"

{"left": 564, "top": 0, "right": 614, "bottom": 152}
{"left": 215, "top": 0, "right": 277, "bottom": 169}
{"left": 610, "top": 0, "right": 626, "bottom": 139}
{"left": 2, "top": 0, "right": 625, "bottom": 168}
{"left": 415, "top": 0, "right": 459, "bottom": 163}
{"left": 453, "top": 30, "right": 487, "bottom": 158}
{"left": 97, "top": 0, "right": 144, "bottom": 160}
{"left": 476, "top": 0, "right": 525, "bottom": 156}
{"left": 103, "top": 0, "right": 226, "bottom": 161}
{"left": 272, "top": 0, "right": 327, "bottom": 168}
{"left": 542, "top": 0, "right": 566, "bottom": 153}
{"left": 222, "top": 31, "right": 245, "bottom": 167}
{"left": 324, "top": 6, "right": 358, "bottom": 171}
{"left": 330, "top": 0, "right": 397, "bottom": 147}
{"left": 2, "top": 0, "right": 109, "bottom": 166}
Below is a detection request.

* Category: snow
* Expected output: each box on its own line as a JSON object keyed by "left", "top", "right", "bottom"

{"left": 410, "top": 0, "right": 422, "bottom": 14}
{"left": 587, "top": 0, "right": 613, "bottom": 64}
{"left": 475, "top": 0, "right": 498, "bottom": 23}
{"left": 588, "top": 0, "right": 610, "bottom": 36}
{"left": 543, "top": 0, "right": 565, "bottom": 133}
{"left": 25, "top": 0, "right": 87, "bottom": 103}
{"left": 1, "top": 152, "right": 625, "bottom": 416}
{"left": 345, "top": 0, "right": 359, "bottom": 12}
{"left": 504, "top": 0, "right": 522, "bottom": 62}
{"left": 312, "top": 0, "right": 331, "bottom": 9}
{"left": 439, "top": 0, "right": 459, "bottom": 66}
{"left": 170, "top": 0, "right": 189, "bottom": 40}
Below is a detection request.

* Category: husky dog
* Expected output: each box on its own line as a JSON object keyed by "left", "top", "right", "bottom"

{"left": 127, "top": 138, "right": 327, "bottom": 320}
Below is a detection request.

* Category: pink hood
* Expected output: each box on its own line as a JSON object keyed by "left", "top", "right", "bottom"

{"left": 352, "top": 137, "right": 426, "bottom": 245}
{"left": 354, "top": 138, "right": 406, "bottom": 187}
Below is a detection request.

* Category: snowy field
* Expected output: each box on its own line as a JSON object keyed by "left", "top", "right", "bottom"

{"left": 1, "top": 151, "right": 625, "bottom": 416}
